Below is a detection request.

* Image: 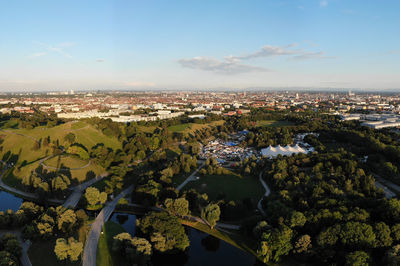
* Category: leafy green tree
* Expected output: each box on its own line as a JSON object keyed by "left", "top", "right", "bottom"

{"left": 339, "top": 222, "right": 376, "bottom": 248}
{"left": 294, "top": 234, "right": 312, "bottom": 254}
{"left": 345, "top": 251, "right": 370, "bottom": 266}
{"left": 54, "top": 237, "right": 83, "bottom": 262}
{"left": 374, "top": 222, "right": 392, "bottom": 248}
{"left": 201, "top": 204, "right": 221, "bottom": 229}
{"left": 57, "top": 209, "right": 77, "bottom": 233}
{"left": 138, "top": 212, "right": 189, "bottom": 252}
{"left": 258, "top": 225, "right": 293, "bottom": 263}
{"left": 0, "top": 251, "right": 18, "bottom": 266}
{"left": 84, "top": 187, "right": 107, "bottom": 206}
{"left": 164, "top": 198, "right": 189, "bottom": 217}
{"left": 288, "top": 211, "right": 306, "bottom": 228}
{"left": 64, "top": 133, "right": 76, "bottom": 144}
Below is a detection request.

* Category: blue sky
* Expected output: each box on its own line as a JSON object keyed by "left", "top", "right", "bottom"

{"left": 0, "top": 0, "right": 399, "bottom": 91}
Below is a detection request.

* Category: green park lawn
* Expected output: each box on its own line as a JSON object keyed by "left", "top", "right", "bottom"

{"left": 167, "top": 123, "right": 192, "bottom": 132}
{"left": 0, "top": 121, "right": 121, "bottom": 165}
{"left": 44, "top": 155, "right": 89, "bottom": 169}
{"left": 13, "top": 155, "right": 104, "bottom": 184}
{"left": 97, "top": 221, "right": 128, "bottom": 266}
{"left": 255, "top": 120, "right": 295, "bottom": 127}
{"left": 183, "top": 171, "right": 264, "bottom": 201}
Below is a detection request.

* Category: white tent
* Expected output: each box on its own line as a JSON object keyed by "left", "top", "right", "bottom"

{"left": 261, "top": 144, "right": 307, "bottom": 158}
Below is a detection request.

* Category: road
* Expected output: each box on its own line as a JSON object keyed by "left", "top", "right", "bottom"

{"left": 373, "top": 173, "right": 399, "bottom": 198}
{"left": 0, "top": 230, "right": 32, "bottom": 266}
{"left": 257, "top": 169, "right": 271, "bottom": 216}
{"left": 62, "top": 172, "right": 108, "bottom": 208}
{"left": 176, "top": 161, "right": 205, "bottom": 191}
{"left": 0, "top": 160, "right": 107, "bottom": 207}
{"left": 82, "top": 185, "right": 134, "bottom": 266}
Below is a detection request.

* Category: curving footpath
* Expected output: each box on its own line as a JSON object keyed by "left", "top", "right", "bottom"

{"left": 82, "top": 185, "right": 134, "bottom": 266}
{"left": 257, "top": 169, "right": 271, "bottom": 216}
{"left": 176, "top": 161, "right": 205, "bottom": 191}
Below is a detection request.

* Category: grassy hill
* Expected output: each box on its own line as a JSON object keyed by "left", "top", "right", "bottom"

{"left": 0, "top": 121, "right": 121, "bottom": 164}
{"left": 168, "top": 120, "right": 225, "bottom": 134}
{"left": 0, "top": 121, "right": 119, "bottom": 185}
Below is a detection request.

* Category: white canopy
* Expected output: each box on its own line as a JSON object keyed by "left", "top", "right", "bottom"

{"left": 261, "top": 144, "right": 307, "bottom": 158}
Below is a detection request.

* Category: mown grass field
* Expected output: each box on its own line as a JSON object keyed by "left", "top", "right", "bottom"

{"left": 255, "top": 120, "right": 295, "bottom": 127}
{"left": 97, "top": 221, "right": 128, "bottom": 266}
{"left": 0, "top": 121, "right": 121, "bottom": 164}
{"left": 15, "top": 157, "right": 104, "bottom": 183}
{"left": 167, "top": 120, "right": 225, "bottom": 134}
{"left": 183, "top": 170, "right": 264, "bottom": 201}
{"left": 45, "top": 155, "right": 89, "bottom": 168}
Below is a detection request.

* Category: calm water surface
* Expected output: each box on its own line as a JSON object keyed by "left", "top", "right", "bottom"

{"left": 110, "top": 212, "right": 257, "bottom": 266}
{"left": 0, "top": 190, "right": 23, "bottom": 212}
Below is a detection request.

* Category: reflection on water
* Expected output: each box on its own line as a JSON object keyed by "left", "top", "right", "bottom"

{"left": 110, "top": 212, "right": 257, "bottom": 266}
{"left": 0, "top": 190, "right": 23, "bottom": 212}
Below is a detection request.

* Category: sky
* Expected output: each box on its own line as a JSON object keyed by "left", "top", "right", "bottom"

{"left": 0, "top": 0, "right": 400, "bottom": 91}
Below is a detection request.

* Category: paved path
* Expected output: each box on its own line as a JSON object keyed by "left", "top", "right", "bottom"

{"left": 0, "top": 161, "right": 107, "bottom": 207}
{"left": 62, "top": 172, "right": 108, "bottom": 208}
{"left": 257, "top": 169, "right": 271, "bottom": 216}
{"left": 0, "top": 230, "right": 32, "bottom": 266}
{"left": 0, "top": 129, "right": 39, "bottom": 143}
{"left": 41, "top": 159, "right": 91, "bottom": 171}
{"left": 176, "top": 161, "right": 205, "bottom": 191}
{"left": 82, "top": 185, "right": 134, "bottom": 266}
{"left": 373, "top": 173, "right": 399, "bottom": 198}
{"left": 375, "top": 180, "right": 396, "bottom": 198}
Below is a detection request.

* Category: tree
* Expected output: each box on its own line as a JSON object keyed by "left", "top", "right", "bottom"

{"left": 138, "top": 212, "right": 189, "bottom": 252}
{"left": 201, "top": 204, "right": 220, "bottom": 229}
{"left": 294, "top": 234, "right": 312, "bottom": 254}
{"left": 113, "top": 233, "right": 152, "bottom": 265}
{"left": 288, "top": 211, "right": 306, "bottom": 228}
{"left": 57, "top": 209, "right": 77, "bottom": 233}
{"left": 84, "top": 187, "right": 107, "bottom": 206}
{"left": 54, "top": 237, "right": 83, "bottom": 262}
{"left": 345, "top": 251, "right": 370, "bottom": 266}
{"left": 64, "top": 133, "right": 76, "bottom": 144}
{"left": 54, "top": 238, "right": 69, "bottom": 261}
{"left": 164, "top": 198, "right": 189, "bottom": 217}
{"left": 258, "top": 225, "right": 293, "bottom": 263}
{"left": 0, "top": 251, "right": 18, "bottom": 266}
{"left": 374, "top": 222, "right": 392, "bottom": 248}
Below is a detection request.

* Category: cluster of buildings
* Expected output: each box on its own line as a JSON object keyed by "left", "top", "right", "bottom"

{"left": 340, "top": 113, "right": 400, "bottom": 129}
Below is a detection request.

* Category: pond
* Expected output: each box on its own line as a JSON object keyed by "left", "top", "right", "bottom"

{"left": 0, "top": 189, "right": 23, "bottom": 212}
{"left": 111, "top": 212, "right": 257, "bottom": 266}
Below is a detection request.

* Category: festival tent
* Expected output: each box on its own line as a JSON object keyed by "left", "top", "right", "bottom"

{"left": 260, "top": 144, "right": 307, "bottom": 158}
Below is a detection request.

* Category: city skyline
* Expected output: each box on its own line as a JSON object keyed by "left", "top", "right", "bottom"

{"left": 1, "top": 0, "right": 399, "bottom": 91}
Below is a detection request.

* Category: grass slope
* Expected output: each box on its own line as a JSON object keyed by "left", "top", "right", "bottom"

{"left": 255, "top": 120, "right": 295, "bottom": 127}
{"left": 0, "top": 121, "right": 121, "bottom": 164}
{"left": 97, "top": 221, "right": 128, "bottom": 266}
{"left": 183, "top": 170, "right": 264, "bottom": 201}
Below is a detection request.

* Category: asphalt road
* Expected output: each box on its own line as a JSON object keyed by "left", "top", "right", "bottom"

{"left": 82, "top": 185, "right": 134, "bottom": 266}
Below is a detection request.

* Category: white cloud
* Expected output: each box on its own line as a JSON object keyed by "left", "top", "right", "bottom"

{"left": 32, "top": 41, "right": 74, "bottom": 58}
{"left": 320, "top": 0, "right": 328, "bottom": 7}
{"left": 178, "top": 56, "right": 267, "bottom": 75}
{"left": 28, "top": 52, "right": 47, "bottom": 58}
{"left": 178, "top": 44, "right": 333, "bottom": 74}
{"left": 291, "top": 51, "right": 335, "bottom": 60}
{"left": 96, "top": 59, "right": 105, "bottom": 62}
